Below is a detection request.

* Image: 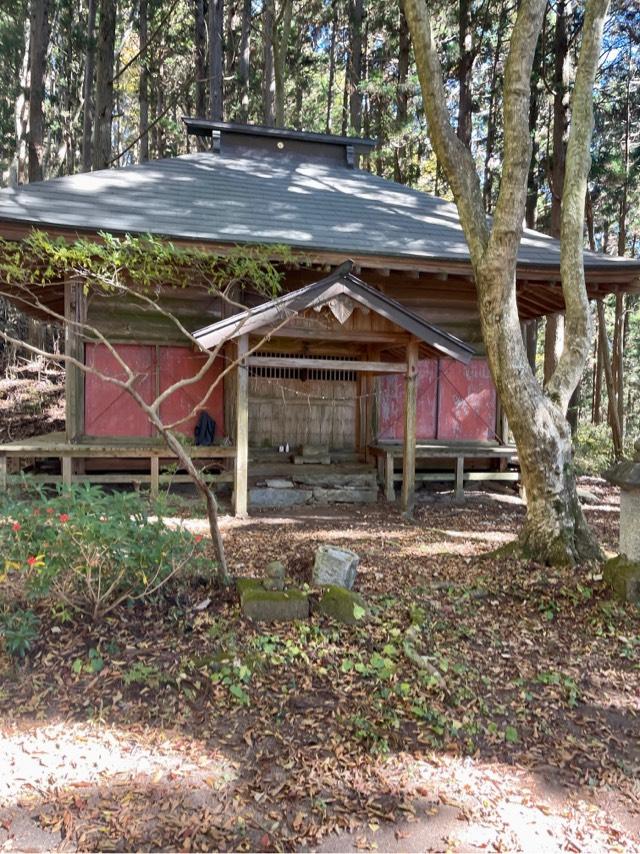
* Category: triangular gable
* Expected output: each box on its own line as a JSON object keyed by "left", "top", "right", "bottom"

{"left": 194, "top": 261, "right": 475, "bottom": 364}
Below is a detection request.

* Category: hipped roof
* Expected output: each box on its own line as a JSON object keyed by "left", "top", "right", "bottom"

{"left": 194, "top": 261, "right": 475, "bottom": 364}
{"left": 0, "top": 150, "right": 638, "bottom": 278}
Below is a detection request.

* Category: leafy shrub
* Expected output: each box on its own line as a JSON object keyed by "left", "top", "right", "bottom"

{"left": 0, "top": 484, "right": 211, "bottom": 621}
{"left": 0, "top": 608, "right": 39, "bottom": 657}
{"left": 574, "top": 423, "right": 615, "bottom": 476}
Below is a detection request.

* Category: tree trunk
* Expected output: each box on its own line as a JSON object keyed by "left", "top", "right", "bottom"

{"left": 28, "top": 0, "right": 51, "bottom": 183}
{"left": 262, "top": 0, "right": 275, "bottom": 126}
{"left": 394, "top": 11, "right": 410, "bottom": 183}
{"left": 611, "top": 291, "right": 625, "bottom": 443}
{"left": 208, "top": 0, "right": 224, "bottom": 121}
{"left": 325, "top": 0, "right": 338, "bottom": 134}
{"left": 13, "top": 16, "right": 30, "bottom": 187}
{"left": 238, "top": 0, "right": 251, "bottom": 122}
{"left": 194, "top": 0, "right": 207, "bottom": 120}
{"left": 347, "top": 0, "right": 363, "bottom": 134}
{"left": 92, "top": 0, "right": 117, "bottom": 170}
{"left": 550, "top": 0, "right": 568, "bottom": 239}
{"left": 544, "top": 313, "right": 564, "bottom": 385}
{"left": 524, "top": 39, "right": 542, "bottom": 226}
{"left": 273, "top": 0, "right": 293, "bottom": 127}
{"left": 592, "top": 318, "right": 602, "bottom": 424}
{"left": 138, "top": 0, "right": 149, "bottom": 161}
{"left": 81, "top": 0, "right": 97, "bottom": 172}
{"left": 456, "top": 0, "right": 473, "bottom": 149}
{"left": 597, "top": 299, "right": 623, "bottom": 458}
{"left": 402, "top": 0, "right": 609, "bottom": 566}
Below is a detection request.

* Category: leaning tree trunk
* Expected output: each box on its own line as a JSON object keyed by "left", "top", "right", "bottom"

{"left": 403, "top": 0, "right": 609, "bottom": 566}
{"left": 81, "top": 0, "right": 97, "bottom": 171}
{"left": 208, "top": 0, "right": 224, "bottom": 121}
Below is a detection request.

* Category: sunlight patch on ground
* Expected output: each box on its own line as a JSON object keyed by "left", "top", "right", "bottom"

{"left": 0, "top": 722, "right": 236, "bottom": 804}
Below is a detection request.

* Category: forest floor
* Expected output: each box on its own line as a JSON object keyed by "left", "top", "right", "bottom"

{"left": 0, "top": 360, "right": 64, "bottom": 445}
{"left": 0, "top": 486, "right": 639, "bottom": 852}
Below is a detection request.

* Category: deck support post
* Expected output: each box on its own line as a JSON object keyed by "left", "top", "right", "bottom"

{"left": 401, "top": 339, "right": 419, "bottom": 514}
{"left": 62, "top": 456, "right": 72, "bottom": 488}
{"left": 234, "top": 334, "right": 249, "bottom": 518}
{"left": 150, "top": 456, "right": 159, "bottom": 498}
{"left": 0, "top": 455, "right": 6, "bottom": 492}
{"left": 455, "top": 455, "right": 464, "bottom": 500}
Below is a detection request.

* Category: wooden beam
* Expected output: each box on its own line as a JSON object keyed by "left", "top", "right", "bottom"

{"left": 245, "top": 356, "right": 407, "bottom": 373}
{"left": 401, "top": 339, "right": 419, "bottom": 513}
{"left": 150, "top": 455, "right": 159, "bottom": 498}
{"left": 234, "top": 334, "right": 249, "bottom": 518}
{"left": 0, "top": 455, "right": 6, "bottom": 492}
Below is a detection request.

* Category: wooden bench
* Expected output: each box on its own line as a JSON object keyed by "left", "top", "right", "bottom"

{"left": 368, "top": 440, "right": 519, "bottom": 502}
{"left": 0, "top": 432, "right": 236, "bottom": 497}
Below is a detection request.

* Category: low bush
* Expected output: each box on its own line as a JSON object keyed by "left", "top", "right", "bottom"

{"left": 0, "top": 484, "right": 211, "bottom": 626}
{"left": 574, "top": 423, "right": 616, "bottom": 476}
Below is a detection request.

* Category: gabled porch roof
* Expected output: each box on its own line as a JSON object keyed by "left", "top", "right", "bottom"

{"left": 194, "top": 261, "right": 475, "bottom": 364}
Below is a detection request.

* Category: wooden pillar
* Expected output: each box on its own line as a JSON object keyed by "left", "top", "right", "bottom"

{"left": 62, "top": 455, "right": 72, "bottom": 488}
{"left": 454, "top": 455, "right": 464, "bottom": 500}
{"left": 64, "top": 281, "right": 86, "bottom": 443}
{"left": 150, "top": 455, "right": 159, "bottom": 498}
{"left": 0, "top": 455, "right": 7, "bottom": 492}
{"left": 385, "top": 449, "right": 395, "bottom": 502}
{"left": 234, "top": 334, "right": 249, "bottom": 518}
{"left": 401, "top": 339, "right": 419, "bottom": 514}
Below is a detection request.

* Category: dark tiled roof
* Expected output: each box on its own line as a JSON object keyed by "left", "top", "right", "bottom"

{"left": 0, "top": 151, "right": 637, "bottom": 273}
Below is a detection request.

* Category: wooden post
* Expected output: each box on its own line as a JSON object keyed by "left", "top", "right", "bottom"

{"left": 455, "top": 455, "right": 464, "bottom": 500}
{"left": 64, "top": 281, "right": 86, "bottom": 443}
{"left": 385, "top": 450, "right": 395, "bottom": 502}
{"left": 0, "top": 455, "right": 6, "bottom": 492}
{"left": 401, "top": 339, "right": 419, "bottom": 514}
{"left": 234, "top": 334, "right": 249, "bottom": 518}
{"left": 150, "top": 455, "right": 159, "bottom": 498}
{"left": 62, "top": 456, "right": 72, "bottom": 488}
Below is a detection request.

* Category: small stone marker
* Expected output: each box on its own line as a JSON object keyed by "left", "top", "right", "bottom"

{"left": 312, "top": 544, "right": 360, "bottom": 590}
{"left": 263, "top": 560, "right": 286, "bottom": 591}
{"left": 604, "top": 438, "right": 640, "bottom": 605}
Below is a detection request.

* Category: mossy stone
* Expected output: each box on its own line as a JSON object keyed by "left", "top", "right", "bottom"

{"left": 236, "top": 577, "right": 264, "bottom": 599}
{"left": 318, "top": 585, "right": 367, "bottom": 625}
{"left": 603, "top": 555, "right": 640, "bottom": 606}
{"left": 240, "top": 585, "right": 309, "bottom": 622}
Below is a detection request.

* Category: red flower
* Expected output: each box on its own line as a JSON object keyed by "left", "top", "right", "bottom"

{"left": 12, "top": 522, "right": 21, "bottom": 532}
{"left": 194, "top": 534, "right": 203, "bottom": 543}
{"left": 59, "top": 514, "right": 70, "bottom": 524}
{"left": 46, "top": 507, "right": 54, "bottom": 515}
{"left": 26, "top": 556, "right": 37, "bottom": 566}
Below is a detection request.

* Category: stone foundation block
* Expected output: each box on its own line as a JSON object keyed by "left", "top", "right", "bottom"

{"left": 318, "top": 585, "right": 367, "bottom": 624}
{"left": 237, "top": 578, "right": 309, "bottom": 622}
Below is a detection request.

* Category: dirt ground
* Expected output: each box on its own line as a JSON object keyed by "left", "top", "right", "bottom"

{"left": 0, "top": 485, "right": 638, "bottom": 852}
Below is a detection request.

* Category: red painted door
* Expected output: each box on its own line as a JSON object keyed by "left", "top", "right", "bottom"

{"left": 84, "top": 343, "right": 155, "bottom": 437}
{"left": 158, "top": 348, "right": 224, "bottom": 438}
{"left": 437, "top": 358, "right": 496, "bottom": 440}
{"left": 377, "top": 360, "right": 438, "bottom": 440}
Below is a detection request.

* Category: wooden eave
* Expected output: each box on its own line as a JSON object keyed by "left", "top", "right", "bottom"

{"left": 194, "top": 260, "right": 476, "bottom": 364}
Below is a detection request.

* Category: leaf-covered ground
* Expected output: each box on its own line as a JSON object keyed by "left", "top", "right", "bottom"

{"left": 0, "top": 483, "right": 638, "bottom": 852}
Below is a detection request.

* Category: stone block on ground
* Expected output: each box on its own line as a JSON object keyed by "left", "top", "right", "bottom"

{"left": 603, "top": 555, "right": 640, "bottom": 605}
{"left": 293, "top": 455, "right": 331, "bottom": 465}
{"left": 312, "top": 544, "right": 360, "bottom": 589}
{"left": 318, "top": 585, "right": 367, "bottom": 624}
{"left": 238, "top": 578, "right": 309, "bottom": 622}
{"left": 263, "top": 559, "right": 286, "bottom": 591}
{"left": 265, "top": 479, "right": 294, "bottom": 489}
{"left": 249, "top": 487, "right": 312, "bottom": 507}
{"left": 312, "top": 486, "right": 378, "bottom": 504}
{"left": 302, "top": 444, "right": 330, "bottom": 458}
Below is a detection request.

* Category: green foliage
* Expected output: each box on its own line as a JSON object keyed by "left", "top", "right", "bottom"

{"left": 0, "top": 607, "right": 39, "bottom": 658}
{"left": 574, "top": 423, "right": 616, "bottom": 476}
{"left": 0, "top": 482, "right": 210, "bottom": 622}
{"left": 0, "top": 231, "right": 290, "bottom": 306}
